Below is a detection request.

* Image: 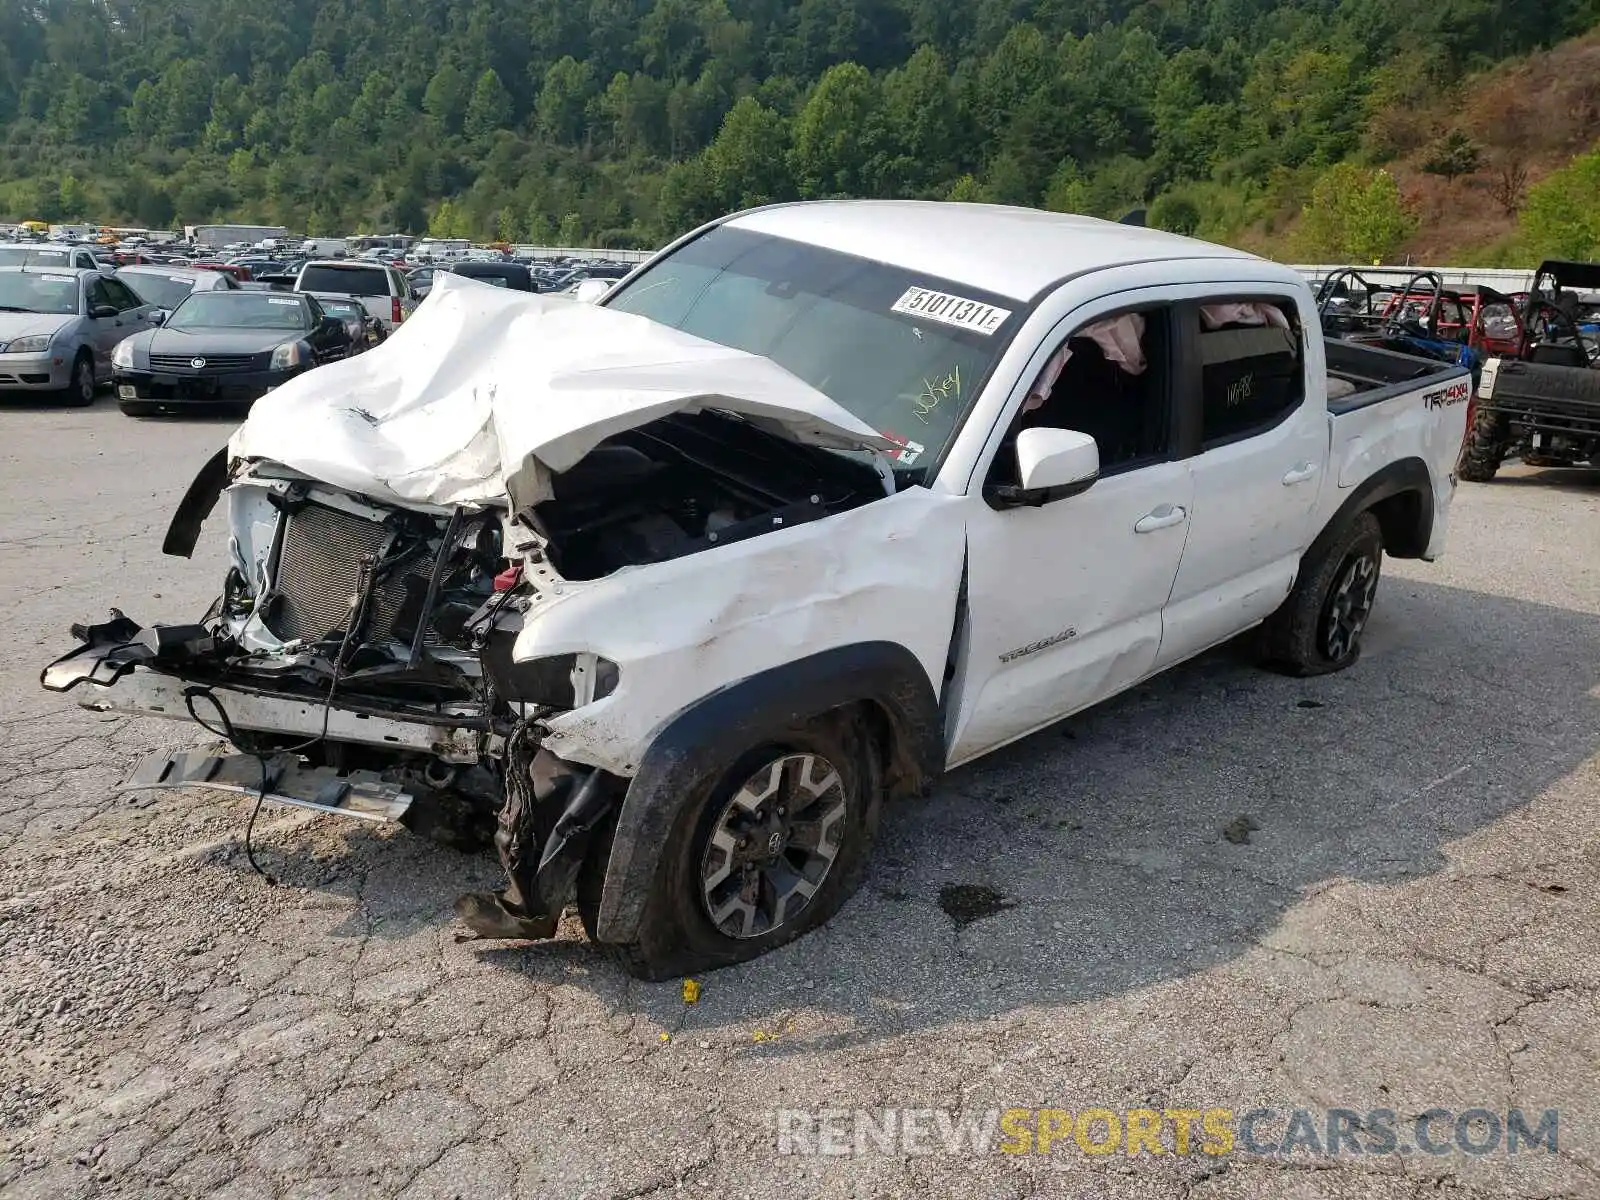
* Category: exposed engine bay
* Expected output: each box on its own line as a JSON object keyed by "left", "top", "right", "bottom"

{"left": 43, "top": 410, "right": 886, "bottom": 870}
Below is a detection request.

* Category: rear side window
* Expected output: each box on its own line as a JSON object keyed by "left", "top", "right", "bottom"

{"left": 1197, "top": 300, "right": 1304, "bottom": 447}
{"left": 298, "top": 265, "right": 390, "bottom": 296}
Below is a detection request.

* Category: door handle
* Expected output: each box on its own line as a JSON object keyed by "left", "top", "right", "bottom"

{"left": 1282, "top": 462, "right": 1318, "bottom": 485}
{"left": 1134, "top": 504, "right": 1187, "bottom": 534}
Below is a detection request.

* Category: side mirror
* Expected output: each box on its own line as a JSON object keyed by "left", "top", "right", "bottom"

{"left": 320, "top": 316, "right": 344, "bottom": 336}
{"left": 571, "top": 279, "right": 611, "bottom": 304}
{"left": 90, "top": 304, "right": 118, "bottom": 319}
{"left": 150, "top": 310, "right": 167, "bottom": 325}
{"left": 986, "top": 427, "right": 1100, "bottom": 509}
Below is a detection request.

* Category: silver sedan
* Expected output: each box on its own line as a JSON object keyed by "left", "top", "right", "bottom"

{"left": 0, "top": 268, "right": 161, "bottom": 405}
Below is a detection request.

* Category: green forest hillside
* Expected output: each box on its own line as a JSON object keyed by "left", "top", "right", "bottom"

{"left": 2, "top": 0, "right": 1597, "bottom": 261}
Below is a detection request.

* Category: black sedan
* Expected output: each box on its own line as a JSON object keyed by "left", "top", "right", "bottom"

{"left": 112, "top": 291, "right": 353, "bottom": 416}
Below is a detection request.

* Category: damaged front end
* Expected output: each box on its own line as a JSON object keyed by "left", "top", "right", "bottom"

{"left": 41, "top": 454, "right": 630, "bottom": 920}
{"left": 42, "top": 405, "right": 892, "bottom": 930}
{"left": 43, "top": 275, "right": 919, "bottom": 940}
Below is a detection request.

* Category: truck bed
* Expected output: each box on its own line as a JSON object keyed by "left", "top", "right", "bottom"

{"left": 1324, "top": 337, "right": 1467, "bottom": 414}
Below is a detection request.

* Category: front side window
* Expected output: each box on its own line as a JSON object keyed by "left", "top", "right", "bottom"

{"left": 102, "top": 278, "right": 143, "bottom": 310}
{"left": 988, "top": 306, "right": 1173, "bottom": 488}
{"left": 605, "top": 225, "right": 1021, "bottom": 476}
{"left": 1197, "top": 300, "right": 1304, "bottom": 447}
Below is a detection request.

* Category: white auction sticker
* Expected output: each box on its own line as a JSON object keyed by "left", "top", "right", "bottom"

{"left": 267, "top": 297, "right": 299, "bottom": 305}
{"left": 891, "top": 286, "right": 1012, "bottom": 336}
{"left": 42, "top": 275, "right": 74, "bottom": 284}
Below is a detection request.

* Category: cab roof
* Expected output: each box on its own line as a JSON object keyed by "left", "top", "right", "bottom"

{"left": 722, "top": 201, "right": 1269, "bottom": 302}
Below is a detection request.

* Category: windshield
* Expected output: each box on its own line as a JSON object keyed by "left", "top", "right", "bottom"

{"left": 0, "top": 247, "right": 73, "bottom": 268}
{"left": 604, "top": 226, "right": 1018, "bottom": 473}
{"left": 120, "top": 273, "right": 195, "bottom": 310}
{"left": 299, "top": 264, "right": 389, "bottom": 296}
{"left": 0, "top": 272, "right": 80, "bottom": 315}
{"left": 168, "top": 293, "right": 310, "bottom": 331}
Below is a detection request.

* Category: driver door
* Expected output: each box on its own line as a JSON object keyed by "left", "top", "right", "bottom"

{"left": 947, "top": 300, "right": 1193, "bottom": 765}
{"left": 83, "top": 278, "right": 128, "bottom": 379}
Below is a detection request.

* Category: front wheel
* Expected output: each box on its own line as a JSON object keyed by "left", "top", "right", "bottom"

{"left": 1457, "top": 408, "right": 1509, "bottom": 482}
{"left": 593, "top": 712, "right": 881, "bottom": 980}
{"left": 1260, "top": 511, "right": 1384, "bottom": 677}
{"left": 59, "top": 353, "right": 96, "bottom": 408}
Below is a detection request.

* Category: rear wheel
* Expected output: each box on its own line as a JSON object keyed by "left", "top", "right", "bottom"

{"left": 1458, "top": 408, "right": 1510, "bottom": 482}
{"left": 1261, "top": 511, "right": 1384, "bottom": 677}
{"left": 58, "top": 352, "right": 96, "bottom": 408}
{"left": 596, "top": 712, "right": 881, "bottom": 980}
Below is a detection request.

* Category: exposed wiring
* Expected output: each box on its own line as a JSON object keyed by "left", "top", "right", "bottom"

{"left": 182, "top": 549, "right": 375, "bottom": 884}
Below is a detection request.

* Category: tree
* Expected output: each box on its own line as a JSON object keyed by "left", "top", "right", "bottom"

{"left": 790, "top": 63, "right": 878, "bottom": 198}
{"left": 703, "top": 97, "right": 792, "bottom": 209}
{"left": 1521, "top": 151, "right": 1600, "bottom": 260}
{"left": 536, "top": 57, "right": 596, "bottom": 145}
{"left": 1149, "top": 193, "right": 1201, "bottom": 236}
{"left": 464, "top": 70, "right": 513, "bottom": 139}
{"left": 428, "top": 198, "right": 471, "bottom": 238}
{"left": 423, "top": 64, "right": 470, "bottom": 134}
{"left": 1299, "top": 164, "right": 1418, "bottom": 262}
{"left": 1489, "top": 160, "right": 1531, "bottom": 218}
{"left": 872, "top": 45, "right": 958, "bottom": 194}
{"left": 1420, "top": 130, "right": 1482, "bottom": 183}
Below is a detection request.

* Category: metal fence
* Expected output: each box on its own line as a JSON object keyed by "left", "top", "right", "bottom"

{"left": 510, "top": 245, "right": 656, "bottom": 263}
{"left": 1288, "top": 264, "right": 1542, "bottom": 291}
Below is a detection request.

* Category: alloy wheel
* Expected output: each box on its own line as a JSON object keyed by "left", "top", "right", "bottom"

{"left": 699, "top": 752, "right": 847, "bottom": 939}
{"left": 1322, "top": 551, "right": 1378, "bottom": 661}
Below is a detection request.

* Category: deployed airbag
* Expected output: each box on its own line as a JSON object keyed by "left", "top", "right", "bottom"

{"left": 229, "top": 274, "right": 897, "bottom": 511}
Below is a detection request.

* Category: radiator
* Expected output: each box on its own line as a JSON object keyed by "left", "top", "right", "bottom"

{"left": 268, "top": 503, "right": 433, "bottom": 646}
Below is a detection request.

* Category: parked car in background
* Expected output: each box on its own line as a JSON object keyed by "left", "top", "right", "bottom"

{"left": 294, "top": 260, "right": 416, "bottom": 332}
{"left": 0, "top": 244, "right": 112, "bottom": 274}
{"left": 112, "top": 290, "right": 354, "bottom": 415}
{"left": 118, "top": 265, "right": 240, "bottom": 314}
{"left": 447, "top": 262, "right": 536, "bottom": 291}
{"left": 0, "top": 266, "right": 161, "bottom": 404}
{"left": 191, "top": 262, "right": 254, "bottom": 282}
{"left": 405, "top": 266, "right": 438, "bottom": 300}
{"left": 315, "top": 295, "right": 386, "bottom": 350}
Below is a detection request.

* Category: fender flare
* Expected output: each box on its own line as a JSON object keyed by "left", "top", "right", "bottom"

{"left": 592, "top": 640, "right": 943, "bottom": 943}
{"left": 1311, "top": 456, "right": 1434, "bottom": 563}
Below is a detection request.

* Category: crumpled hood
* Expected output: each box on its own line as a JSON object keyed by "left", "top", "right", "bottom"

{"left": 0, "top": 313, "right": 73, "bottom": 342}
{"left": 229, "top": 273, "right": 897, "bottom": 510}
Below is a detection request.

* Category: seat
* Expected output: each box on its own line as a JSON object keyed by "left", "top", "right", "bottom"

{"left": 1528, "top": 342, "right": 1589, "bottom": 369}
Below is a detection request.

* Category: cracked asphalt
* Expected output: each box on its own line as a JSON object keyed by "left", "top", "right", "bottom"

{"left": 1, "top": 394, "right": 1598, "bottom": 1200}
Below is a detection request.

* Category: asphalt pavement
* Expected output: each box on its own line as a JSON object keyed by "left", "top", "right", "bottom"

{"left": 1, "top": 392, "right": 1597, "bottom": 1199}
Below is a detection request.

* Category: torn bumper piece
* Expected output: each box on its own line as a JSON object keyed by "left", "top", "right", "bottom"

{"left": 41, "top": 613, "right": 487, "bottom": 764}
{"left": 121, "top": 745, "right": 414, "bottom": 823}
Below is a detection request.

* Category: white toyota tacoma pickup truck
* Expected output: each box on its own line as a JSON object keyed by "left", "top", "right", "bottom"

{"left": 43, "top": 202, "right": 1472, "bottom": 978}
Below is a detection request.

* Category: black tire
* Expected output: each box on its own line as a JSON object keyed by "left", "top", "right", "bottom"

{"left": 1457, "top": 407, "right": 1509, "bottom": 482}
{"left": 119, "top": 400, "right": 161, "bottom": 417}
{"left": 595, "top": 710, "right": 882, "bottom": 980}
{"left": 1260, "top": 511, "right": 1384, "bottom": 677}
{"left": 58, "top": 352, "right": 96, "bottom": 408}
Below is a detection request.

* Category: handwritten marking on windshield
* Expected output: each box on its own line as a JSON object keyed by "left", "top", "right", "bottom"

{"left": 914, "top": 366, "right": 961, "bottom": 424}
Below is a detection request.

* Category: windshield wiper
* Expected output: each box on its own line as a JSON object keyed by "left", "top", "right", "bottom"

{"left": 0, "top": 305, "right": 35, "bottom": 313}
